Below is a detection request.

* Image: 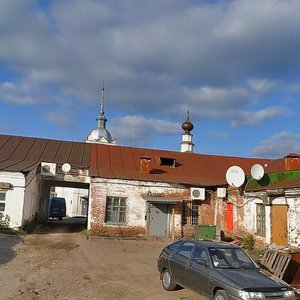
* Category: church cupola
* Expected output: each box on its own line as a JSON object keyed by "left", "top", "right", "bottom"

{"left": 180, "top": 108, "right": 194, "bottom": 152}
{"left": 85, "top": 85, "right": 116, "bottom": 145}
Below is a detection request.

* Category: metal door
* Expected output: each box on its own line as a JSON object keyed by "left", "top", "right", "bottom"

{"left": 226, "top": 202, "right": 233, "bottom": 230}
{"left": 271, "top": 205, "right": 288, "bottom": 246}
{"left": 148, "top": 203, "right": 168, "bottom": 236}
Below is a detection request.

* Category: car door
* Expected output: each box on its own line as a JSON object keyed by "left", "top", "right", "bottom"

{"left": 185, "top": 244, "right": 212, "bottom": 295}
{"left": 169, "top": 241, "right": 195, "bottom": 286}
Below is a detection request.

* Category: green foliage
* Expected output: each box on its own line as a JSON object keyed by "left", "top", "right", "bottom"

{"left": 240, "top": 233, "right": 255, "bottom": 250}
{"left": 0, "top": 212, "right": 9, "bottom": 228}
{"left": 80, "top": 229, "right": 90, "bottom": 239}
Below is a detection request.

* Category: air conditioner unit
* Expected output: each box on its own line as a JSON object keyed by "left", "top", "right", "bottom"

{"left": 41, "top": 162, "right": 56, "bottom": 176}
{"left": 217, "top": 188, "right": 227, "bottom": 198}
{"left": 190, "top": 187, "right": 205, "bottom": 201}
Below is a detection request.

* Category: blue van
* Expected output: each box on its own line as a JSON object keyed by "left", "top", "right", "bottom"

{"left": 48, "top": 197, "right": 66, "bottom": 220}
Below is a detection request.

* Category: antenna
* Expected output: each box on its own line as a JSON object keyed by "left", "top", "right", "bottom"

{"left": 225, "top": 166, "right": 246, "bottom": 188}
{"left": 131, "top": 104, "right": 136, "bottom": 147}
{"left": 250, "top": 164, "right": 264, "bottom": 180}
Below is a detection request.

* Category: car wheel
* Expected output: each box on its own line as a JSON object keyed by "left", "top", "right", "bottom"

{"left": 58, "top": 217, "right": 62, "bottom": 220}
{"left": 161, "top": 269, "right": 177, "bottom": 291}
{"left": 214, "top": 290, "right": 228, "bottom": 300}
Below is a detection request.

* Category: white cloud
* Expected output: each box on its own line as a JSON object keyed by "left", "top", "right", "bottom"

{"left": 0, "top": 0, "right": 300, "bottom": 139}
{"left": 251, "top": 131, "right": 300, "bottom": 158}
{"left": 110, "top": 115, "right": 180, "bottom": 147}
{"left": 230, "top": 106, "right": 289, "bottom": 128}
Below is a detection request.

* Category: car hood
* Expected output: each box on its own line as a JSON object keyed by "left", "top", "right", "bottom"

{"left": 215, "top": 268, "right": 289, "bottom": 290}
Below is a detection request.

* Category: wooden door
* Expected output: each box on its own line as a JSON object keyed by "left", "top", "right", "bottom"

{"left": 271, "top": 205, "right": 288, "bottom": 246}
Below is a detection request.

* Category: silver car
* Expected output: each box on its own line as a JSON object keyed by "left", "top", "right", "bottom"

{"left": 157, "top": 239, "right": 297, "bottom": 300}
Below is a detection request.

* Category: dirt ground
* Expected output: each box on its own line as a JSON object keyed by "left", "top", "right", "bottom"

{"left": 0, "top": 218, "right": 206, "bottom": 300}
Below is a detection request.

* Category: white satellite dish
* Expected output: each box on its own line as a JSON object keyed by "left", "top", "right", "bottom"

{"left": 62, "top": 163, "right": 71, "bottom": 173}
{"left": 226, "top": 166, "right": 245, "bottom": 188}
{"left": 251, "top": 164, "right": 264, "bottom": 180}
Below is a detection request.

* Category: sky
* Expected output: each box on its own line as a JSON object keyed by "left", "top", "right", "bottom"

{"left": 0, "top": 0, "right": 300, "bottom": 159}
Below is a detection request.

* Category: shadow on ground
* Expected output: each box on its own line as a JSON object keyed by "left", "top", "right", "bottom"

{"left": 0, "top": 233, "right": 22, "bottom": 265}
{"left": 34, "top": 216, "right": 87, "bottom": 234}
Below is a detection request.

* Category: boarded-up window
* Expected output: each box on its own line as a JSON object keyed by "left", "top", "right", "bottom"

{"left": 256, "top": 204, "right": 265, "bottom": 236}
{"left": 105, "top": 197, "right": 126, "bottom": 224}
{"left": 0, "top": 191, "right": 6, "bottom": 212}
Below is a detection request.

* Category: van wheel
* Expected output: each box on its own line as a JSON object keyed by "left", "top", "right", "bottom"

{"left": 161, "top": 269, "right": 177, "bottom": 291}
{"left": 214, "top": 290, "right": 228, "bottom": 300}
{"left": 58, "top": 217, "right": 62, "bottom": 221}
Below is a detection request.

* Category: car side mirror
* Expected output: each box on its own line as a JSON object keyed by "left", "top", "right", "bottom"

{"left": 196, "top": 258, "right": 208, "bottom": 266}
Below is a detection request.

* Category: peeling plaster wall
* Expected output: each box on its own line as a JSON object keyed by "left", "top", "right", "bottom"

{"left": 273, "top": 195, "right": 300, "bottom": 247}
{"left": 89, "top": 177, "right": 187, "bottom": 237}
{"left": 239, "top": 189, "right": 300, "bottom": 247}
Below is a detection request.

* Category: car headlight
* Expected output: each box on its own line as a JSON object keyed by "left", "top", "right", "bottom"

{"left": 238, "top": 290, "right": 264, "bottom": 299}
{"left": 283, "top": 290, "right": 295, "bottom": 298}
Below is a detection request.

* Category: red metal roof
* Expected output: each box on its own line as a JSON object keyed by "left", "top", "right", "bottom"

{"left": 0, "top": 134, "right": 90, "bottom": 172}
{"left": 1, "top": 134, "right": 297, "bottom": 188}
{"left": 89, "top": 143, "right": 276, "bottom": 186}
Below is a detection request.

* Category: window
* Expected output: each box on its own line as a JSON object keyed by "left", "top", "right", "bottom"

{"left": 191, "top": 202, "right": 199, "bottom": 225}
{"left": 192, "top": 245, "right": 207, "bottom": 261}
{"left": 105, "top": 197, "right": 126, "bottom": 224}
{"left": 176, "top": 241, "right": 194, "bottom": 258}
{"left": 256, "top": 204, "right": 265, "bottom": 236}
{"left": 0, "top": 191, "right": 6, "bottom": 212}
{"left": 182, "top": 201, "right": 200, "bottom": 225}
{"left": 159, "top": 157, "right": 176, "bottom": 167}
{"left": 182, "top": 201, "right": 188, "bottom": 225}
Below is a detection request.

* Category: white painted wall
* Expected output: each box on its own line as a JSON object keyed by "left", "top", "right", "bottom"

{"left": 23, "top": 170, "right": 41, "bottom": 225}
{"left": 0, "top": 171, "right": 25, "bottom": 228}
{"left": 54, "top": 187, "right": 89, "bottom": 217}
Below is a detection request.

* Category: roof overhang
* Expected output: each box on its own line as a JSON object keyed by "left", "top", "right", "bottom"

{"left": 143, "top": 195, "right": 181, "bottom": 204}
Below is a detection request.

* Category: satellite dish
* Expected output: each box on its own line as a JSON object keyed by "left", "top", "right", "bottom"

{"left": 226, "top": 166, "right": 245, "bottom": 188}
{"left": 62, "top": 163, "right": 71, "bottom": 173}
{"left": 251, "top": 164, "right": 264, "bottom": 180}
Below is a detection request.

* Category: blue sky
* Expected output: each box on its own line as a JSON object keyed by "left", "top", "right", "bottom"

{"left": 0, "top": 0, "right": 300, "bottom": 158}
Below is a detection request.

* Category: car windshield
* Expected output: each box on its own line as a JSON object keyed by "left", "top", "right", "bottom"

{"left": 209, "top": 247, "right": 257, "bottom": 269}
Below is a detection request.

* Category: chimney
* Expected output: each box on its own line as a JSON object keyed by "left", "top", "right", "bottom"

{"left": 285, "top": 153, "right": 300, "bottom": 171}
{"left": 140, "top": 157, "right": 151, "bottom": 174}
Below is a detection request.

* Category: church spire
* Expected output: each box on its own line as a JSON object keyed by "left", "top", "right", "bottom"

{"left": 85, "top": 83, "right": 116, "bottom": 145}
{"left": 96, "top": 84, "right": 107, "bottom": 129}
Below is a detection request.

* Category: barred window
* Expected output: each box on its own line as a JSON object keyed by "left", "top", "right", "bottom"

{"left": 105, "top": 197, "right": 126, "bottom": 224}
{"left": 0, "top": 191, "right": 6, "bottom": 212}
{"left": 182, "top": 201, "right": 200, "bottom": 225}
{"left": 191, "top": 202, "right": 199, "bottom": 225}
{"left": 182, "top": 201, "right": 188, "bottom": 225}
{"left": 256, "top": 204, "right": 265, "bottom": 236}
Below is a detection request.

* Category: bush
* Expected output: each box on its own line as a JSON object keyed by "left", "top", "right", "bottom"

{"left": 240, "top": 233, "right": 255, "bottom": 250}
{"left": 0, "top": 212, "right": 10, "bottom": 228}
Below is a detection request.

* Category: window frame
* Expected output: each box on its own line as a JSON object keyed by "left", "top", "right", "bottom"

{"left": 182, "top": 201, "right": 200, "bottom": 226}
{"left": 256, "top": 203, "right": 266, "bottom": 237}
{"left": 105, "top": 196, "right": 127, "bottom": 225}
{"left": 0, "top": 190, "right": 6, "bottom": 213}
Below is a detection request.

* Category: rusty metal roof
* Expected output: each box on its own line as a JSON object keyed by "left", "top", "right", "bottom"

{"left": 89, "top": 143, "right": 276, "bottom": 186}
{"left": 1, "top": 134, "right": 297, "bottom": 188}
{"left": 0, "top": 134, "right": 90, "bottom": 173}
